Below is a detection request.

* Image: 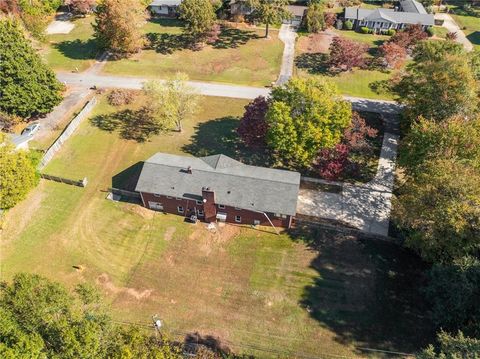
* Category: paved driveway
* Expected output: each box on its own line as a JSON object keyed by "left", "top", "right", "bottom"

{"left": 435, "top": 13, "right": 474, "bottom": 52}
{"left": 297, "top": 115, "right": 399, "bottom": 236}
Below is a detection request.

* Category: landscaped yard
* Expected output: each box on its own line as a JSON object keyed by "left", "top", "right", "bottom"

{"left": 41, "top": 16, "right": 98, "bottom": 72}
{"left": 295, "top": 31, "right": 396, "bottom": 100}
{"left": 1, "top": 94, "right": 434, "bottom": 357}
{"left": 103, "top": 19, "right": 283, "bottom": 86}
{"left": 451, "top": 13, "right": 480, "bottom": 49}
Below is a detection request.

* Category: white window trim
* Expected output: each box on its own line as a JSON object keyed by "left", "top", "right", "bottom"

{"left": 176, "top": 197, "right": 182, "bottom": 201}
{"left": 177, "top": 206, "right": 184, "bottom": 213}
{"left": 154, "top": 193, "right": 161, "bottom": 198}
{"left": 218, "top": 204, "right": 225, "bottom": 209}
{"left": 234, "top": 207, "right": 242, "bottom": 211}
{"left": 196, "top": 200, "right": 203, "bottom": 205}
{"left": 166, "top": 196, "right": 173, "bottom": 199}
{"left": 197, "top": 209, "right": 204, "bottom": 216}
{"left": 235, "top": 215, "right": 241, "bottom": 223}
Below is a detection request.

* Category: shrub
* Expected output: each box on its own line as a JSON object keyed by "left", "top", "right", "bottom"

{"left": 359, "top": 26, "right": 370, "bottom": 34}
{"left": 107, "top": 89, "right": 137, "bottom": 106}
{"left": 426, "top": 26, "right": 434, "bottom": 37}
{"left": 324, "top": 12, "right": 337, "bottom": 28}
{"left": 344, "top": 20, "right": 353, "bottom": 30}
{"left": 386, "top": 29, "right": 396, "bottom": 36}
{"left": 329, "top": 36, "right": 369, "bottom": 72}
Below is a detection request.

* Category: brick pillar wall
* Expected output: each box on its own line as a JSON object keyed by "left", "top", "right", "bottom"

{"left": 202, "top": 187, "right": 216, "bottom": 223}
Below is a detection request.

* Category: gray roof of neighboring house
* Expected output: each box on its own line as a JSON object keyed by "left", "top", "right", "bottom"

{"left": 287, "top": 5, "right": 307, "bottom": 18}
{"left": 135, "top": 153, "right": 301, "bottom": 216}
{"left": 344, "top": 7, "right": 434, "bottom": 26}
{"left": 400, "top": 0, "right": 427, "bottom": 14}
{"left": 149, "top": 0, "right": 181, "bottom": 7}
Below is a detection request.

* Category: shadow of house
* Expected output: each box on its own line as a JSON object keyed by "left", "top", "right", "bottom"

{"left": 54, "top": 38, "right": 98, "bottom": 60}
{"left": 288, "top": 223, "right": 435, "bottom": 354}
{"left": 181, "top": 116, "right": 274, "bottom": 167}
{"left": 467, "top": 31, "right": 480, "bottom": 46}
{"left": 112, "top": 161, "right": 144, "bottom": 191}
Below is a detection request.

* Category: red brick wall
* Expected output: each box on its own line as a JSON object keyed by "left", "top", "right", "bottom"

{"left": 140, "top": 192, "right": 292, "bottom": 228}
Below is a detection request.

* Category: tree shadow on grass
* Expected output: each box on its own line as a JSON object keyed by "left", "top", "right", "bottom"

{"left": 295, "top": 53, "right": 330, "bottom": 75}
{"left": 288, "top": 223, "right": 436, "bottom": 354}
{"left": 467, "top": 31, "right": 480, "bottom": 46}
{"left": 90, "top": 109, "right": 161, "bottom": 142}
{"left": 146, "top": 32, "right": 191, "bottom": 54}
{"left": 213, "top": 27, "right": 259, "bottom": 49}
{"left": 54, "top": 38, "right": 98, "bottom": 60}
{"left": 182, "top": 116, "right": 274, "bottom": 167}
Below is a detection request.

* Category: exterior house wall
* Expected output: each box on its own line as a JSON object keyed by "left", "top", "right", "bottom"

{"left": 140, "top": 192, "right": 292, "bottom": 228}
{"left": 149, "top": 5, "right": 178, "bottom": 17}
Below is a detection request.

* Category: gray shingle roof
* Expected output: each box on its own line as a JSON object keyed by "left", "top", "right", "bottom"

{"left": 135, "top": 153, "right": 301, "bottom": 216}
{"left": 149, "top": 0, "right": 181, "bottom": 7}
{"left": 400, "top": 0, "right": 427, "bottom": 14}
{"left": 344, "top": 7, "right": 434, "bottom": 26}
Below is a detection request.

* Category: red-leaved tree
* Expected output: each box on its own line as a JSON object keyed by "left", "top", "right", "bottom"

{"left": 0, "top": 0, "right": 20, "bottom": 15}
{"left": 324, "top": 12, "right": 337, "bottom": 28}
{"left": 237, "top": 96, "right": 269, "bottom": 147}
{"left": 378, "top": 42, "right": 407, "bottom": 69}
{"left": 315, "top": 112, "right": 378, "bottom": 180}
{"left": 389, "top": 24, "right": 428, "bottom": 51}
{"left": 66, "top": 0, "right": 96, "bottom": 15}
{"left": 328, "top": 36, "right": 369, "bottom": 72}
{"left": 206, "top": 23, "right": 221, "bottom": 44}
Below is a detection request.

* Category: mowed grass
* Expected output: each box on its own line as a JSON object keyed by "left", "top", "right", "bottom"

{"left": 451, "top": 13, "right": 480, "bottom": 49}
{"left": 103, "top": 20, "right": 283, "bottom": 86}
{"left": 295, "top": 31, "right": 395, "bottom": 100}
{"left": 42, "top": 16, "right": 98, "bottom": 72}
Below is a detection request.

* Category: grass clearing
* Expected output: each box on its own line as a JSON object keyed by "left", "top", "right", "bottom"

{"left": 1, "top": 94, "right": 434, "bottom": 357}
{"left": 102, "top": 20, "right": 283, "bottom": 86}
{"left": 451, "top": 13, "right": 480, "bottom": 49}
{"left": 42, "top": 16, "right": 98, "bottom": 72}
{"left": 295, "top": 32, "right": 395, "bottom": 100}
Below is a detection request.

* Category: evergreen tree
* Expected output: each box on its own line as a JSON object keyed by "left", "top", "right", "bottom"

{"left": 0, "top": 18, "right": 63, "bottom": 119}
{"left": 179, "top": 0, "right": 216, "bottom": 40}
{"left": 248, "top": 0, "right": 291, "bottom": 38}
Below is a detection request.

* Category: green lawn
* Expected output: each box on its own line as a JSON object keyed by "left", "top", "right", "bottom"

{"left": 42, "top": 16, "right": 98, "bottom": 72}
{"left": 103, "top": 19, "right": 283, "bottom": 86}
{"left": 1, "top": 94, "right": 434, "bottom": 357}
{"left": 451, "top": 13, "right": 480, "bottom": 49}
{"left": 333, "top": 29, "right": 390, "bottom": 47}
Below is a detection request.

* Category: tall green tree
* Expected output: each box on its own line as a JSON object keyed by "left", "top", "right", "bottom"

{"left": 266, "top": 78, "right": 352, "bottom": 168}
{"left": 305, "top": 2, "right": 325, "bottom": 33}
{"left": 93, "top": 0, "right": 146, "bottom": 56}
{"left": 0, "top": 18, "right": 63, "bottom": 119}
{"left": 143, "top": 73, "right": 199, "bottom": 132}
{"left": 392, "top": 53, "right": 478, "bottom": 123}
{"left": 248, "top": 0, "right": 291, "bottom": 38}
{"left": 179, "top": 0, "right": 216, "bottom": 40}
{"left": 418, "top": 331, "right": 480, "bottom": 359}
{"left": 394, "top": 157, "right": 480, "bottom": 263}
{"left": 0, "top": 135, "right": 39, "bottom": 210}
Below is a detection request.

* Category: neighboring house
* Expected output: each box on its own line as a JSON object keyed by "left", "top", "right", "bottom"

{"left": 148, "top": 0, "right": 182, "bottom": 16}
{"left": 284, "top": 5, "right": 307, "bottom": 27}
{"left": 135, "top": 153, "right": 301, "bottom": 229}
{"left": 230, "top": 0, "right": 253, "bottom": 17}
{"left": 344, "top": 0, "right": 434, "bottom": 32}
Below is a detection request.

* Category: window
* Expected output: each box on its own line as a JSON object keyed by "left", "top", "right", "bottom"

{"left": 176, "top": 197, "right": 182, "bottom": 201}
{"left": 148, "top": 201, "right": 163, "bottom": 211}
{"left": 196, "top": 200, "right": 203, "bottom": 205}
{"left": 253, "top": 220, "right": 260, "bottom": 226}
{"left": 177, "top": 206, "right": 184, "bottom": 213}
{"left": 153, "top": 193, "right": 161, "bottom": 198}
{"left": 274, "top": 213, "right": 281, "bottom": 218}
{"left": 218, "top": 204, "right": 225, "bottom": 209}
{"left": 166, "top": 196, "right": 173, "bottom": 199}
{"left": 197, "top": 209, "right": 204, "bottom": 216}
{"left": 234, "top": 207, "right": 242, "bottom": 211}
{"left": 235, "top": 215, "right": 241, "bottom": 223}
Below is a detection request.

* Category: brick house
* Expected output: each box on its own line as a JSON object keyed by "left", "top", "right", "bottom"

{"left": 135, "top": 153, "right": 301, "bottom": 229}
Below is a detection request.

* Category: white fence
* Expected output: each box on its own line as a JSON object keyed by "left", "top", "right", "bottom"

{"left": 39, "top": 97, "right": 97, "bottom": 169}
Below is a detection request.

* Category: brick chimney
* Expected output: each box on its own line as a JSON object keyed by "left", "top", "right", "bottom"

{"left": 202, "top": 187, "right": 216, "bottom": 223}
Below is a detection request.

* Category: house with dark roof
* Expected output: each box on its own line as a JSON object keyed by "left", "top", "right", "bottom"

{"left": 148, "top": 0, "right": 182, "bottom": 16}
{"left": 134, "top": 153, "right": 301, "bottom": 228}
{"left": 344, "top": 0, "right": 434, "bottom": 32}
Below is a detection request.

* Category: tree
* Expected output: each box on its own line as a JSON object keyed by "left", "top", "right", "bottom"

{"left": 237, "top": 96, "right": 269, "bottom": 147}
{"left": 393, "top": 54, "right": 478, "bottom": 122}
{"left": 324, "top": 12, "right": 337, "bottom": 28}
{"left": 179, "top": 0, "right": 216, "bottom": 41}
{"left": 143, "top": 73, "right": 199, "bottom": 132}
{"left": 93, "top": 0, "right": 146, "bottom": 57}
{"left": 0, "top": 0, "right": 20, "bottom": 15}
{"left": 17, "top": 0, "right": 62, "bottom": 38}
{"left": 398, "top": 116, "right": 480, "bottom": 178}
{"left": 328, "top": 36, "right": 369, "bottom": 72}
{"left": 424, "top": 258, "right": 480, "bottom": 336}
{"left": 412, "top": 40, "right": 464, "bottom": 63}
{"left": 0, "top": 136, "right": 39, "bottom": 210}
{"left": 266, "top": 78, "right": 352, "bottom": 168}
{"left": 418, "top": 331, "right": 480, "bottom": 359}
{"left": 315, "top": 143, "right": 350, "bottom": 180}
{"left": 394, "top": 158, "right": 480, "bottom": 263}
{"left": 247, "top": 0, "right": 291, "bottom": 38}
{"left": 66, "top": 0, "right": 96, "bottom": 15}
{"left": 0, "top": 18, "right": 63, "bottom": 119}
{"left": 390, "top": 24, "right": 428, "bottom": 50}
{"left": 378, "top": 42, "right": 407, "bottom": 69}
{"left": 305, "top": 2, "right": 325, "bottom": 33}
